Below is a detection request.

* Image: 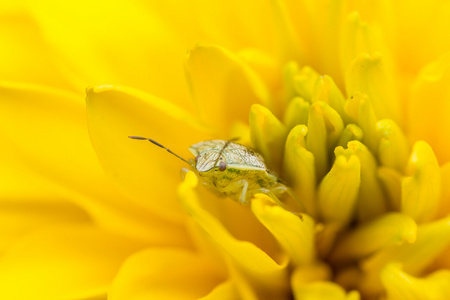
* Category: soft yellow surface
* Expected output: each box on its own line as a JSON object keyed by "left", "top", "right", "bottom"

{"left": 2, "top": 1, "right": 450, "bottom": 299}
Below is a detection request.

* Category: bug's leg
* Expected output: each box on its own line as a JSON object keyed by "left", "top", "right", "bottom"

{"left": 256, "top": 188, "right": 285, "bottom": 208}
{"left": 239, "top": 179, "right": 249, "bottom": 204}
{"left": 222, "top": 179, "right": 249, "bottom": 204}
{"left": 285, "top": 187, "right": 306, "bottom": 212}
{"left": 254, "top": 188, "right": 303, "bottom": 219}
{"left": 180, "top": 167, "right": 191, "bottom": 180}
{"left": 268, "top": 186, "right": 306, "bottom": 213}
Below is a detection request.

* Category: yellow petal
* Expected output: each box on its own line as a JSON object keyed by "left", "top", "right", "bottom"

{"left": 270, "top": 0, "right": 303, "bottom": 62}
{"left": 378, "top": 166, "right": 403, "bottom": 211}
{"left": 403, "top": 216, "right": 450, "bottom": 275}
{"left": 109, "top": 248, "right": 225, "bottom": 300}
{"left": 238, "top": 49, "right": 282, "bottom": 111}
{"left": 361, "top": 216, "right": 450, "bottom": 295}
{"left": 229, "top": 121, "right": 252, "bottom": 147}
{"left": 344, "top": 92, "right": 379, "bottom": 153}
{"left": 292, "top": 280, "right": 360, "bottom": 300}
{"left": 199, "top": 280, "right": 239, "bottom": 300}
{"left": 381, "top": 263, "right": 450, "bottom": 300}
{"left": 0, "top": 84, "right": 191, "bottom": 245}
{"left": 377, "top": 119, "right": 410, "bottom": 172}
{"left": 293, "top": 66, "right": 320, "bottom": 102}
{"left": 347, "top": 141, "right": 387, "bottom": 221}
{"left": 316, "top": 223, "right": 342, "bottom": 259}
{"left": 306, "top": 101, "right": 344, "bottom": 179}
{"left": 86, "top": 84, "right": 212, "bottom": 221}
{"left": 250, "top": 104, "right": 287, "bottom": 172}
{"left": 346, "top": 53, "right": 401, "bottom": 125}
{"left": 339, "top": 12, "right": 394, "bottom": 76}
{"left": 437, "top": 163, "right": 450, "bottom": 218}
{"left": 251, "top": 195, "right": 316, "bottom": 267}
{"left": 0, "top": 15, "right": 78, "bottom": 92}
{"left": 338, "top": 124, "right": 364, "bottom": 148}
{"left": 0, "top": 142, "right": 70, "bottom": 200}
{"left": 318, "top": 147, "right": 360, "bottom": 226}
{"left": 185, "top": 44, "right": 272, "bottom": 132}
{"left": 282, "top": 62, "right": 301, "bottom": 101}
{"left": 0, "top": 197, "right": 91, "bottom": 252}
{"left": 291, "top": 263, "right": 332, "bottom": 284}
{"left": 393, "top": 1, "right": 450, "bottom": 75}
{"left": 0, "top": 82, "right": 122, "bottom": 220}
{"left": 282, "top": 0, "right": 344, "bottom": 84}
{"left": 401, "top": 141, "right": 441, "bottom": 223}
{"left": 0, "top": 82, "right": 101, "bottom": 188}
{"left": 334, "top": 266, "right": 363, "bottom": 292}
{"left": 312, "top": 75, "right": 349, "bottom": 123}
{"left": 283, "top": 97, "right": 310, "bottom": 132}
{"left": 330, "top": 213, "right": 416, "bottom": 264}
{"left": 25, "top": 0, "right": 197, "bottom": 106}
{"left": 178, "top": 172, "right": 289, "bottom": 299}
{"left": 283, "top": 125, "right": 317, "bottom": 216}
{"left": 0, "top": 225, "right": 145, "bottom": 300}
{"left": 408, "top": 52, "right": 450, "bottom": 163}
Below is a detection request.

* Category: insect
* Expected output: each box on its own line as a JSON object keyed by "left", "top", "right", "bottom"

{"left": 128, "top": 136, "right": 294, "bottom": 208}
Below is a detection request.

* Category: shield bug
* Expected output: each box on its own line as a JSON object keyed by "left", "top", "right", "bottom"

{"left": 129, "top": 136, "right": 296, "bottom": 209}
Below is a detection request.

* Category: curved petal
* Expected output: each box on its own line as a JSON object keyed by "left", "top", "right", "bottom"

{"left": 283, "top": 125, "right": 316, "bottom": 216}
{"left": 250, "top": 104, "right": 287, "bottom": 172}
{"left": 0, "top": 12, "right": 79, "bottom": 92}
{"left": 344, "top": 92, "right": 379, "bottom": 153}
{"left": 109, "top": 248, "right": 225, "bottom": 300}
{"left": 178, "top": 172, "right": 289, "bottom": 299}
{"left": 338, "top": 124, "right": 363, "bottom": 148}
{"left": 306, "top": 101, "right": 344, "bottom": 179}
{"left": 198, "top": 280, "right": 238, "bottom": 300}
{"left": 185, "top": 44, "right": 272, "bottom": 132}
{"left": 347, "top": 141, "right": 386, "bottom": 222}
{"left": 0, "top": 82, "right": 188, "bottom": 243}
{"left": 86, "top": 84, "right": 213, "bottom": 220}
{"left": 0, "top": 82, "right": 115, "bottom": 207}
{"left": 0, "top": 197, "right": 91, "bottom": 252}
{"left": 401, "top": 141, "right": 441, "bottom": 223}
{"left": 393, "top": 0, "right": 450, "bottom": 74}
{"left": 346, "top": 53, "right": 401, "bottom": 125}
{"left": 330, "top": 213, "right": 416, "bottom": 264}
{"left": 25, "top": 0, "right": 192, "bottom": 107}
{"left": 376, "top": 119, "right": 410, "bottom": 173}
{"left": 0, "top": 81, "right": 98, "bottom": 183}
{"left": 283, "top": 97, "right": 310, "bottom": 131}
{"left": 282, "top": 0, "right": 344, "bottom": 83}
{"left": 0, "top": 142, "right": 71, "bottom": 200}
{"left": 312, "top": 75, "right": 349, "bottom": 123}
{"left": 339, "top": 11, "right": 395, "bottom": 79}
{"left": 437, "top": 162, "right": 450, "bottom": 218}
{"left": 0, "top": 147, "right": 192, "bottom": 249}
{"left": 292, "top": 280, "right": 360, "bottom": 300}
{"left": 360, "top": 215, "right": 450, "bottom": 295}
{"left": 318, "top": 147, "right": 361, "bottom": 227}
{"left": 381, "top": 263, "right": 450, "bottom": 300}
{"left": 0, "top": 225, "right": 146, "bottom": 300}
{"left": 408, "top": 52, "right": 450, "bottom": 164}
{"left": 251, "top": 195, "right": 316, "bottom": 267}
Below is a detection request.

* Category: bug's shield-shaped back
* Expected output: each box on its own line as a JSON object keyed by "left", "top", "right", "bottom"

{"left": 189, "top": 140, "right": 267, "bottom": 171}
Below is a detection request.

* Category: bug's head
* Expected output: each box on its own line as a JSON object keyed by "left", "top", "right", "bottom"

{"left": 193, "top": 151, "right": 227, "bottom": 174}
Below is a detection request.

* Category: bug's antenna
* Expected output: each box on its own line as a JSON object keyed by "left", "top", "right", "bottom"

{"left": 128, "top": 136, "right": 192, "bottom": 166}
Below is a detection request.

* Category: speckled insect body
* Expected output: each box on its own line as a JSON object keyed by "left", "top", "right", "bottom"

{"left": 128, "top": 136, "right": 288, "bottom": 205}
{"left": 189, "top": 140, "right": 287, "bottom": 203}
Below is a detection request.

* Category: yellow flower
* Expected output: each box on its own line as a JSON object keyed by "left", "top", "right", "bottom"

{"left": 1, "top": 1, "right": 450, "bottom": 299}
